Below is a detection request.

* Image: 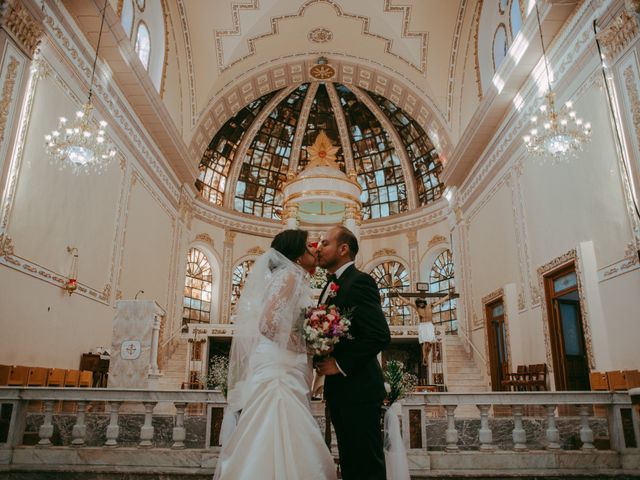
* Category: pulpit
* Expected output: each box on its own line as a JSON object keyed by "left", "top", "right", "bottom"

{"left": 108, "top": 300, "right": 165, "bottom": 389}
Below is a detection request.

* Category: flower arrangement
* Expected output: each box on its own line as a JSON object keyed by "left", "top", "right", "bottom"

{"left": 383, "top": 360, "right": 418, "bottom": 405}
{"left": 303, "top": 304, "right": 352, "bottom": 355}
{"left": 200, "top": 355, "right": 229, "bottom": 396}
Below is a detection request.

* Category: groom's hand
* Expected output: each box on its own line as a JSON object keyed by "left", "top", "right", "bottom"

{"left": 316, "top": 357, "right": 340, "bottom": 376}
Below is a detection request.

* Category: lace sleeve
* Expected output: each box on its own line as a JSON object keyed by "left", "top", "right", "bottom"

{"left": 259, "top": 269, "right": 299, "bottom": 341}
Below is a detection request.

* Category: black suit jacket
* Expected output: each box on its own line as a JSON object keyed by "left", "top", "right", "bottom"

{"left": 323, "top": 264, "right": 391, "bottom": 405}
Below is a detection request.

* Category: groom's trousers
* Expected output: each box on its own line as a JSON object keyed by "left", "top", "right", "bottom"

{"left": 328, "top": 401, "right": 385, "bottom": 480}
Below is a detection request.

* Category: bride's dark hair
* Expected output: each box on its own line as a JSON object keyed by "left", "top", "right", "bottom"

{"left": 271, "top": 229, "right": 309, "bottom": 263}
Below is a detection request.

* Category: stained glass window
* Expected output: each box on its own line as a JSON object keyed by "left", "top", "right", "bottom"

{"left": 429, "top": 250, "right": 457, "bottom": 334}
{"left": 183, "top": 248, "right": 212, "bottom": 326}
{"left": 368, "top": 91, "right": 443, "bottom": 206}
{"left": 231, "top": 260, "right": 255, "bottom": 313}
{"left": 196, "top": 92, "right": 276, "bottom": 206}
{"left": 299, "top": 83, "right": 345, "bottom": 173}
{"left": 336, "top": 84, "right": 407, "bottom": 220}
{"left": 135, "top": 22, "right": 151, "bottom": 69}
{"left": 370, "top": 261, "right": 411, "bottom": 325}
{"left": 234, "top": 84, "right": 309, "bottom": 219}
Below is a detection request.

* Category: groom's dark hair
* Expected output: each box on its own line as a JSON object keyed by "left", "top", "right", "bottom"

{"left": 271, "top": 229, "right": 309, "bottom": 262}
{"left": 335, "top": 225, "right": 358, "bottom": 259}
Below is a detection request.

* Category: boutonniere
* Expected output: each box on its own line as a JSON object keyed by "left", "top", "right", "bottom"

{"left": 328, "top": 282, "right": 340, "bottom": 299}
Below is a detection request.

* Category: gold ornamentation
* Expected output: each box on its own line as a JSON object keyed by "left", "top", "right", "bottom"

{"left": 309, "top": 63, "right": 336, "bottom": 80}
{"left": 0, "top": 232, "right": 15, "bottom": 256}
{"left": 373, "top": 248, "right": 397, "bottom": 258}
{"left": 406, "top": 230, "right": 417, "bottom": 244}
{"left": 0, "top": 0, "right": 44, "bottom": 57}
{"left": 308, "top": 27, "right": 333, "bottom": 43}
{"left": 344, "top": 204, "right": 361, "bottom": 223}
{"left": 224, "top": 229, "right": 236, "bottom": 243}
{"left": 624, "top": 65, "right": 640, "bottom": 152}
{"left": 596, "top": 10, "right": 639, "bottom": 62}
{"left": 427, "top": 234, "right": 447, "bottom": 249}
{"left": 306, "top": 130, "right": 340, "bottom": 167}
{"left": 178, "top": 189, "right": 194, "bottom": 229}
{"left": 281, "top": 203, "right": 298, "bottom": 222}
{"left": 0, "top": 57, "right": 18, "bottom": 145}
{"left": 195, "top": 233, "right": 215, "bottom": 247}
{"left": 247, "top": 246, "right": 265, "bottom": 255}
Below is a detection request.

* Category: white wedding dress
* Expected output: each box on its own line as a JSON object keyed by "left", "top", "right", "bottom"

{"left": 215, "top": 249, "right": 336, "bottom": 480}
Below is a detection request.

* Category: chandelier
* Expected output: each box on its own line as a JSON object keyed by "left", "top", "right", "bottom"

{"left": 45, "top": 0, "right": 116, "bottom": 174}
{"left": 523, "top": 1, "right": 591, "bottom": 161}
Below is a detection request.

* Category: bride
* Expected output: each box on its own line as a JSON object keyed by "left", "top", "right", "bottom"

{"left": 215, "top": 229, "right": 337, "bottom": 480}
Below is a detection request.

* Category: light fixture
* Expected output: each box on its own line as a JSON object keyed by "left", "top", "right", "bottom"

{"left": 45, "top": 0, "right": 116, "bottom": 174}
{"left": 523, "top": 1, "right": 591, "bottom": 161}
{"left": 65, "top": 246, "right": 79, "bottom": 295}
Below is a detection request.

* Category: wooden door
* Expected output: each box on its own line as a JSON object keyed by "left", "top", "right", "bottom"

{"left": 486, "top": 299, "right": 508, "bottom": 391}
{"left": 545, "top": 265, "right": 590, "bottom": 391}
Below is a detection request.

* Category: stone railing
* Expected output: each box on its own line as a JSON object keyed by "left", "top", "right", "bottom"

{"left": 1, "top": 388, "right": 639, "bottom": 477}
{"left": 398, "top": 391, "right": 640, "bottom": 475}
{"left": 0, "top": 387, "right": 226, "bottom": 476}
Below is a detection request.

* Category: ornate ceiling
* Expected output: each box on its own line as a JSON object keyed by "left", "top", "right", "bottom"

{"left": 60, "top": 0, "right": 580, "bottom": 190}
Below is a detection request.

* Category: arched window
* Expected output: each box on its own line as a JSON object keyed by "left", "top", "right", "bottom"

{"left": 231, "top": 260, "right": 255, "bottom": 313}
{"left": 120, "top": 0, "right": 134, "bottom": 37}
{"left": 493, "top": 24, "right": 508, "bottom": 71}
{"left": 183, "top": 248, "right": 212, "bottom": 326}
{"left": 135, "top": 22, "right": 151, "bottom": 69}
{"left": 429, "top": 250, "right": 457, "bottom": 334}
{"left": 370, "top": 261, "right": 410, "bottom": 325}
{"left": 510, "top": 0, "right": 523, "bottom": 38}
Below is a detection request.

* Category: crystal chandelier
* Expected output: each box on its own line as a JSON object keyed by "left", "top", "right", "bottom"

{"left": 523, "top": 1, "right": 591, "bottom": 161}
{"left": 45, "top": 0, "right": 116, "bottom": 174}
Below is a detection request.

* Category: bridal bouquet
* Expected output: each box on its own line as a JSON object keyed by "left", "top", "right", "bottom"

{"left": 303, "top": 304, "right": 351, "bottom": 355}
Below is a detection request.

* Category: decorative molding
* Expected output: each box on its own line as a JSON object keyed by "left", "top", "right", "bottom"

{"left": 0, "top": 251, "right": 110, "bottom": 304}
{"left": 373, "top": 248, "right": 397, "bottom": 259}
{"left": 190, "top": 57, "right": 451, "bottom": 165}
{"left": 214, "top": 0, "right": 428, "bottom": 74}
{"left": 178, "top": 187, "right": 194, "bottom": 229}
{"left": 0, "top": 56, "right": 19, "bottom": 145}
{"left": 308, "top": 27, "right": 333, "bottom": 43}
{"left": 446, "top": 0, "right": 468, "bottom": 124}
{"left": 481, "top": 287, "right": 503, "bottom": 308}
{"left": 0, "top": 232, "right": 14, "bottom": 255}
{"left": 247, "top": 246, "right": 265, "bottom": 255}
{"left": 194, "top": 233, "right": 214, "bottom": 248}
{"left": 175, "top": 0, "right": 196, "bottom": 126}
{"left": 596, "top": 10, "right": 639, "bottom": 63}
{"left": 623, "top": 64, "right": 640, "bottom": 160}
{"left": 427, "top": 234, "right": 447, "bottom": 249}
{"left": 598, "top": 242, "right": 640, "bottom": 282}
{"left": 288, "top": 82, "right": 318, "bottom": 176}
{"left": 0, "top": 0, "right": 44, "bottom": 57}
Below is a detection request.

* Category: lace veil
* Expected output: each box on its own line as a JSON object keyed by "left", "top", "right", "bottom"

{"left": 225, "top": 247, "right": 313, "bottom": 416}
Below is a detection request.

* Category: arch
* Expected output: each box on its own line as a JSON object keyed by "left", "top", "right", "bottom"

{"left": 189, "top": 56, "right": 453, "bottom": 167}
{"left": 135, "top": 21, "right": 151, "bottom": 69}
{"left": 419, "top": 239, "right": 450, "bottom": 281}
{"left": 189, "top": 240, "right": 223, "bottom": 322}
{"left": 429, "top": 249, "right": 457, "bottom": 334}
{"left": 182, "top": 247, "right": 214, "bottom": 326}
{"left": 509, "top": 0, "right": 524, "bottom": 39}
{"left": 230, "top": 256, "right": 258, "bottom": 315}
{"left": 366, "top": 257, "right": 411, "bottom": 325}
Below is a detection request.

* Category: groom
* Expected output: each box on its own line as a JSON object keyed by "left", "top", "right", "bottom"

{"left": 316, "top": 225, "right": 391, "bottom": 480}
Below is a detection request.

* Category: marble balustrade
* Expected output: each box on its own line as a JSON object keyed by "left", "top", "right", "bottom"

{"left": 400, "top": 391, "right": 640, "bottom": 453}
{"left": 0, "top": 388, "right": 639, "bottom": 477}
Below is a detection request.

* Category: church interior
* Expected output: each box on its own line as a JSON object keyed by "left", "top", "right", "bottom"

{"left": 1, "top": 0, "right": 640, "bottom": 478}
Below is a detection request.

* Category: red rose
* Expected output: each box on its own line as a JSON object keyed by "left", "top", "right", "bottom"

{"left": 330, "top": 283, "right": 339, "bottom": 293}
